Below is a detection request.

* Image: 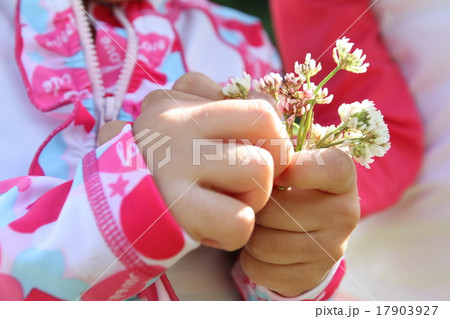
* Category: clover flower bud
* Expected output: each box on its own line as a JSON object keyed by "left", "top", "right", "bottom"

{"left": 295, "top": 53, "right": 322, "bottom": 77}
{"left": 222, "top": 72, "right": 251, "bottom": 98}
{"left": 253, "top": 72, "right": 282, "bottom": 98}
{"left": 306, "top": 83, "right": 333, "bottom": 104}
{"left": 283, "top": 73, "right": 305, "bottom": 94}
{"left": 333, "top": 37, "right": 369, "bottom": 73}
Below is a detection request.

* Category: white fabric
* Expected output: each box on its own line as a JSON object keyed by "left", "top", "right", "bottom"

{"left": 337, "top": 0, "right": 450, "bottom": 300}
{"left": 0, "top": 0, "right": 64, "bottom": 180}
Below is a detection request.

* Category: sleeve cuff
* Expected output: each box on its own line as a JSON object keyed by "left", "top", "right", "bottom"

{"left": 82, "top": 123, "right": 200, "bottom": 287}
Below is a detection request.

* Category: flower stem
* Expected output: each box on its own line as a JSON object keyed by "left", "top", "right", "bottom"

{"left": 315, "top": 123, "right": 347, "bottom": 148}
{"left": 297, "top": 105, "right": 314, "bottom": 151}
{"left": 287, "top": 123, "right": 293, "bottom": 138}
{"left": 318, "top": 137, "right": 362, "bottom": 149}
{"left": 314, "top": 66, "right": 341, "bottom": 94}
{"left": 295, "top": 66, "right": 342, "bottom": 152}
{"left": 291, "top": 121, "right": 300, "bottom": 136}
{"left": 317, "top": 140, "right": 345, "bottom": 148}
{"left": 296, "top": 111, "right": 309, "bottom": 151}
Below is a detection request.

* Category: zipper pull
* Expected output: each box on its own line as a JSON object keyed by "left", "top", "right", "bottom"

{"left": 103, "top": 95, "right": 118, "bottom": 123}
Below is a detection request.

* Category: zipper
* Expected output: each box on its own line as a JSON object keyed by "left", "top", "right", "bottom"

{"left": 71, "top": 0, "right": 137, "bottom": 128}
{"left": 110, "top": 6, "right": 138, "bottom": 122}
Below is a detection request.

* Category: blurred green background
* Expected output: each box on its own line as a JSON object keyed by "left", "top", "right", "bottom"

{"left": 210, "top": 0, "right": 274, "bottom": 43}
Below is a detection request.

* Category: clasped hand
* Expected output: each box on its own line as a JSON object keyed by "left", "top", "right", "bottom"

{"left": 98, "top": 72, "right": 360, "bottom": 297}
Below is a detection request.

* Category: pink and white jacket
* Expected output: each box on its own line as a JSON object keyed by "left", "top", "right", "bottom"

{"left": 0, "top": 0, "right": 344, "bottom": 300}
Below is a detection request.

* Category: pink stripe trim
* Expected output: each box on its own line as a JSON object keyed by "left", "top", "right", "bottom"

{"left": 160, "top": 273, "right": 179, "bottom": 301}
{"left": 138, "top": 283, "right": 159, "bottom": 301}
{"left": 82, "top": 150, "right": 159, "bottom": 277}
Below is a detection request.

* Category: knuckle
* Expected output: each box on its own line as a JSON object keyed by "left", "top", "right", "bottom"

{"left": 248, "top": 99, "right": 279, "bottom": 129}
{"left": 172, "top": 72, "right": 203, "bottom": 92}
{"left": 326, "top": 149, "right": 356, "bottom": 189}
{"left": 222, "top": 239, "right": 246, "bottom": 252}
{"left": 240, "top": 146, "right": 274, "bottom": 181}
{"left": 141, "top": 89, "right": 172, "bottom": 113}
{"left": 239, "top": 249, "right": 257, "bottom": 278}
{"left": 244, "top": 227, "right": 266, "bottom": 261}
{"left": 240, "top": 250, "right": 323, "bottom": 296}
{"left": 335, "top": 194, "right": 361, "bottom": 233}
{"left": 288, "top": 263, "right": 331, "bottom": 293}
{"left": 312, "top": 236, "right": 344, "bottom": 268}
{"left": 221, "top": 212, "right": 255, "bottom": 252}
{"left": 344, "top": 200, "right": 361, "bottom": 231}
{"left": 326, "top": 242, "right": 346, "bottom": 264}
{"left": 305, "top": 267, "right": 330, "bottom": 290}
{"left": 240, "top": 249, "right": 269, "bottom": 287}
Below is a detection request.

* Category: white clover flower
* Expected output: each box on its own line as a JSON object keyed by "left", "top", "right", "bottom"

{"left": 253, "top": 72, "right": 282, "bottom": 97}
{"left": 222, "top": 72, "right": 252, "bottom": 98}
{"left": 334, "top": 37, "right": 354, "bottom": 59}
{"left": 310, "top": 123, "right": 326, "bottom": 143}
{"left": 337, "top": 100, "right": 391, "bottom": 168}
{"left": 346, "top": 142, "right": 374, "bottom": 169}
{"left": 366, "top": 122, "right": 391, "bottom": 157}
{"left": 333, "top": 37, "right": 369, "bottom": 73}
{"left": 221, "top": 39, "right": 389, "bottom": 168}
{"left": 306, "top": 83, "right": 334, "bottom": 104}
{"left": 310, "top": 123, "right": 337, "bottom": 145}
{"left": 367, "top": 141, "right": 391, "bottom": 158}
{"left": 338, "top": 100, "right": 379, "bottom": 132}
{"left": 295, "top": 53, "right": 322, "bottom": 78}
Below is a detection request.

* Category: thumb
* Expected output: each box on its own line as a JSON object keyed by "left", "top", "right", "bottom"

{"left": 97, "top": 120, "right": 129, "bottom": 146}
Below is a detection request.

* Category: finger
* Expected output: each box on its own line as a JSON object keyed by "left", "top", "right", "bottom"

{"left": 240, "top": 249, "right": 330, "bottom": 297}
{"left": 140, "top": 91, "right": 294, "bottom": 175}
{"left": 172, "top": 72, "right": 282, "bottom": 113}
{"left": 255, "top": 187, "right": 360, "bottom": 232}
{"left": 171, "top": 184, "right": 255, "bottom": 252}
{"left": 244, "top": 224, "right": 345, "bottom": 265}
{"left": 195, "top": 143, "right": 274, "bottom": 213}
{"left": 191, "top": 99, "right": 294, "bottom": 176}
{"left": 97, "top": 120, "right": 129, "bottom": 145}
{"left": 247, "top": 90, "right": 282, "bottom": 117}
{"left": 141, "top": 88, "right": 211, "bottom": 112}
{"left": 172, "top": 72, "right": 225, "bottom": 101}
{"left": 192, "top": 98, "right": 284, "bottom": 138}
{"left": 142, "top": 89, "right": 286, "bottom": 143}
{"left": 274, "top": 148, "right": 356, "bottom": 194}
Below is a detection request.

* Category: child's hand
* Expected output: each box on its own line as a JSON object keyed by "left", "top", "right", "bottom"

{"left": 99, "top": 72, "right": 293, "bottom": 252}
{"left": 240, "top": 148, "right": 360, "bottom": 297}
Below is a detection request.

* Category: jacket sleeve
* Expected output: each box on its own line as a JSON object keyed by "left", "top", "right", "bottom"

{"left": 270, "top": 0, "right": 424, "bottom": 218}
{"left": 0, "top": 123, "right": 199, "bottom": 301}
